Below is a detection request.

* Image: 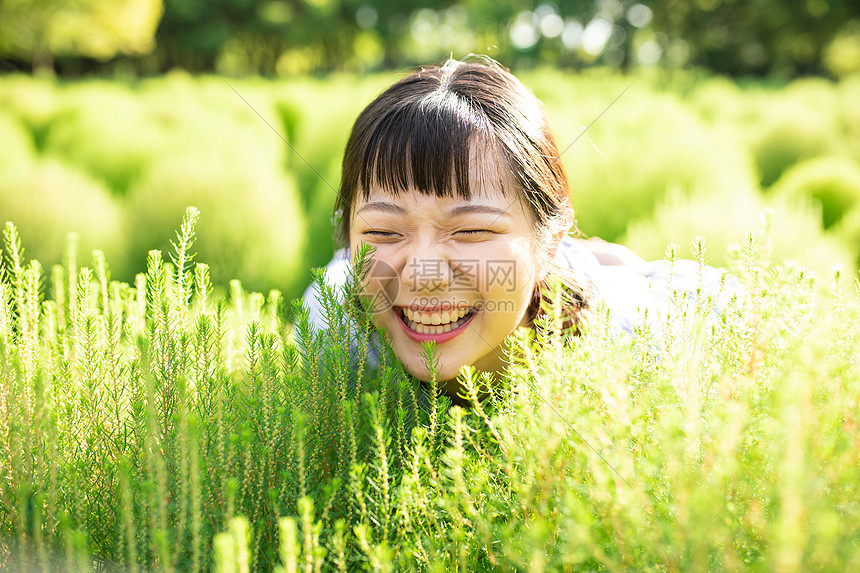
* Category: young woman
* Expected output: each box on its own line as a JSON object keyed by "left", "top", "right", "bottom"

{"left": 303, "top": 57, "right": 726, "bottom": 390}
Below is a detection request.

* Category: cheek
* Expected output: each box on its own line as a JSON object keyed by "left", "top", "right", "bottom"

{"left": 505, "top": 239, "right": 543, "bottom": 298}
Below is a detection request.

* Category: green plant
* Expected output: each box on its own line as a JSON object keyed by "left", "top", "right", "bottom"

{"left": 0, "top": 158, "right": 128, "bottom": 277}
{"left": 124, "top": 149, "right": 307, "bottom": 298}
{"left": 0, "top": 112, "right": 35, "bottom": 173}
{"left": 2, "top": 207, "right": 860, "bottom": 572}
{"left": 770, "top": 155, "right": 860, "bottom": 229}
{"left": 833, "top": 203, "right": 860, "bottom": 265}
{"left": 0, "top": 74, "right": 59, "bottom": 149}
{"left": 0, "top": 207, "right": 431, "bottom": 571}
{"left": 622, "top": 187, "right": 855, "bottom": 277}
{"left": 743, "top": 92, "right": 839, "bottom": 189}
{"left": 553, "top": 89, "right": 758, "bottom": 241}
{"left": 836, "top": 76, "right": 860, "bottom": 162}
{"left": 269, "top": 74, "right": 385, "bottom": 271}
{"left": 40, "top": 82, "right": 165, "bottom": 196}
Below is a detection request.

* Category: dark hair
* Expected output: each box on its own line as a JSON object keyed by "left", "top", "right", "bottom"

{"left": 336, "top": 57, "right": 590, "bottom": 330}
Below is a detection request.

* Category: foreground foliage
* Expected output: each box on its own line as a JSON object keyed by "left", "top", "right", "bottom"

{"left": 1, "top": 208, "right": 859, "bottom": 572}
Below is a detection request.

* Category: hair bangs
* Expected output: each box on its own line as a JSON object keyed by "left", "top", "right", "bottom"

{"left": 357, "top": 93, "right": 493, "bottom": 201}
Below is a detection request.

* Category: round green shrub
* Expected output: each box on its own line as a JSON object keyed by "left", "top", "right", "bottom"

{"left": 0, "top": 111, "right": 36, "bottom": 173}
{"left": 742, "top": 85, "right": 840, "bottom": 189}
{"left": 770, "top": 156, "right": 860, "bottom": 229}
{"left": 554, "top": 91, "right": 758, "bottom": 242}
{"left": 0, "top": 74, "right": 59, "bottom": 146}
{"left": 270, "top": 74, "right": 380, "bottom": 191}
{"left": 688, "top": 75, "right": 748, "bottom": 125}
{"left": 0, "top": 159, "right": 127, "bottom": 275}
{"left": 525, "top": 67, "right": 633, "bottom": 111}
{"left": 138, "top": 74, "right": 286, "bottom": 170}
{"left": 42, "top": 84, "right": 167, "bottom": 196}
{"left": 833, "top": 203, "right": 860, "bottom": 265}
{"left": 837, "top": 76, "right": 860, "bottom": 163}
{"left": 622, "top": 188, "right": 854, "bottom": 278}
{"left": 124, "top": 148, "right": 307, "bottom": 297}
{"left": 43, "top": 77, "right": 288, "bottom": 198}
{"left": 269, "top": 74, "right": 384, "bottom": 273}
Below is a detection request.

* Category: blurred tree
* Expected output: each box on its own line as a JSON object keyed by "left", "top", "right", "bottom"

{"left": 353, "top": 0, "right": 455, "bottom": 68}
{"left": 0, "top": 0, "right": 163, "bottom": 72}
{"left": 153, "top": 0, "right": 448, "bottom": 74}
{"left": 3, "top": 0, "right": 860, "bottom": 77}
{"left": 651, "top": 0, "right": 860, "bottom": 76}
{"left": 157, "top": 0, "right": 295, "bottom": 72}
{"left": 824, "top": 20, "right": 860, "bottom": 78}
{"left": 154, "top": 0, "right": 351, "bottom": 73}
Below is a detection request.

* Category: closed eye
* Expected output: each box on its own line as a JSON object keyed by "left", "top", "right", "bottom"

{"left": 362, "top": 230, "right": 399, "bottom": 238}
{"left": 457, "top": 229, "right": 493, "bottom": 235}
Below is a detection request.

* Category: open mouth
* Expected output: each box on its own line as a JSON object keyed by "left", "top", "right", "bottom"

{"left": 394, "top": 305, "right": 477, "bottom": 340}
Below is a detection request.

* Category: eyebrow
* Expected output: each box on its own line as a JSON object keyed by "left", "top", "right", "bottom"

{"left": 356, "top": 201, "right": 408, "bottom": 215}
{"left": 447, "top": 204, "right": 511, "bottom": 218}
{"left": 356, "top": 201, "right": 511, "bottom": 218}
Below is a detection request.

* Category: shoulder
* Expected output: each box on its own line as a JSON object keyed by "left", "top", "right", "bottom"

{"left": 557, "top": 236, "right": 736, "bottom": 334}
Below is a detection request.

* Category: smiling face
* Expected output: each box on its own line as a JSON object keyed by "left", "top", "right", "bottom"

{"left": 337, "top": 59, "right": 575, "bottom": 389}
{"left": 349, "top": 154, "right": 548, "bottom": 385}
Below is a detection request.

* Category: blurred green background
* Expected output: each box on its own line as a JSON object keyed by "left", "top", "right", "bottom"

{"left": 2, "top": 0, "right": 860, "bottom": 299}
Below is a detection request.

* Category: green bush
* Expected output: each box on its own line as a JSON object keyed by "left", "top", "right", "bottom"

{"left": 42, "top": 83, "right": 167, "bottom": 196}
{"left": 42, "top": 76, "right": 288, "bottom": 198}
{"left": 270, "top": 74, "right": 386, "bottom": 267}
{"left": 137, "top": 74, "right": 288, "bottom": 171}
{"left": 770, "top": 156, "right": 860, "bottom": 229}
{"left": 836, "top": 76, "right": 860, "bottom": 163}
{"left": 525, "top": 66, "right": 634, "bottom": 111}
{"left": 556, "top": 91, "right": 758, "bottom": 241}
{"left": 0, "top": 159, "right": 127, "bottom": 275}
{"left": 742, "top": 85, "right": 841, "bottom": 189}
{"left": 124, "top": 149, "right": 306, "bottom": 297}
{"left": 0, "top": 112, "right": 35, "bottom": 173}
{"left": 833, "top": 203, "right": 860, "bottom": 264}
{"left": 0, "top": 74, "right": 59, "bottom": 147}
{"left": 688, "top": 74, "right": 749, "bottom": 125}
{"left": 622, "top": 187, "right": 854, "bottom": 277}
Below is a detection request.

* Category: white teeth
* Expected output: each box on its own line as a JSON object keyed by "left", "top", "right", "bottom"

{"left": 401, "top": 306, "right": 476, "bottom": 336}
{"left": 403, "top": 306, "right": 470, "bottom": 325}
{"left": 402, "top": 307, "right": 474, "bottom": 335}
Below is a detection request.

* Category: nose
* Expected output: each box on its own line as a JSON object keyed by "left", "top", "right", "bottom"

{"left": 403, "top": 245, "right": 454, "bottom": 294}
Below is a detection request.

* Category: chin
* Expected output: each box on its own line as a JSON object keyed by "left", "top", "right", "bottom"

{"left": 391, "top": 342, "right": 466, "bottom": 384}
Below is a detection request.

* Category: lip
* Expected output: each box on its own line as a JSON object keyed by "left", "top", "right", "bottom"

{"left": 400, "top": 302, "right": 472, "bottom": 313}
{"left": 393, "top": 305, "right": 477, "bottom": 344}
